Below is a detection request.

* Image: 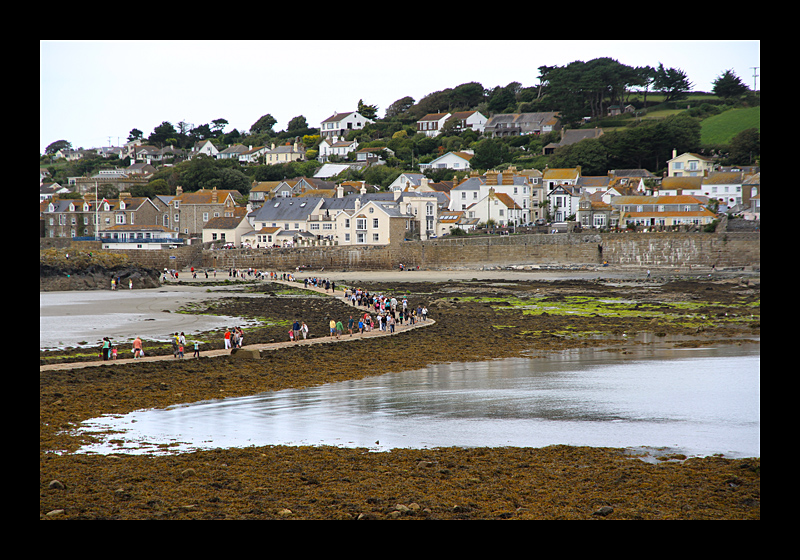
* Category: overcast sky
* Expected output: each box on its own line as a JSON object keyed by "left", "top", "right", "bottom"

{"left": 40, "top": 39, "right": 760, "bottom": 154}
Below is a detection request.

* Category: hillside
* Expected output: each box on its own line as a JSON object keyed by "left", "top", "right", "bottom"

{"left": 700, "top": 106, "right": 760, "bottom": 145}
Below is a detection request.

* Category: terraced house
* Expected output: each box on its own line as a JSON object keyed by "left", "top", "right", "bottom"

{"left": 613, "top": 195, "right": 717, "bottom": 228}
{"left": 42, "top": 194, "right": 160, "bottom": 239}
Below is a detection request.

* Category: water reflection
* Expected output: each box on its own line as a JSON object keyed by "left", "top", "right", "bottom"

{"left": 76, "top": 343, "right": 760, "bottom": 459}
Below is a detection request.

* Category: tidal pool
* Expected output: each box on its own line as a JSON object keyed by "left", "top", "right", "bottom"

{"left": 75, "top": 342, "right": 759, "bottom": 459}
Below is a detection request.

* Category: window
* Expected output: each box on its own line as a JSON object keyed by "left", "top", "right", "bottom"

{"left": 203, "top": 212, "right": 209, "bottom": 222}
{"left": 373, "top": 233, "right": 380, "bottom": 242}
{"left": 356, "top": 218, "right": 367, "bottom": 230}
{"left": 373, "top": 218, "right": 379, "bottom": 228}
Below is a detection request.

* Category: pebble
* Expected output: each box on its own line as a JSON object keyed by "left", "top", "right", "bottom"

{"left": 593, "top": 506, "right": 614, "bottom": 516}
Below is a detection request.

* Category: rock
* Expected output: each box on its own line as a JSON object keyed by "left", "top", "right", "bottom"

{"left": 48, "top": 479, "right": 65, "bottom": 490}
{"left": 593, "top": 506, "right": 614, "bottom": 516}
{"left": 46, "top": 509, "right": 65, "bottom": 516}
{"left": 277, "top": 508, "right": 292, "bottom": 517}
{"left": 181, "top": 468, "right": 196, "bottom": 478}
{"left": 231, "top": 348, "right": 260, "bottom": 360}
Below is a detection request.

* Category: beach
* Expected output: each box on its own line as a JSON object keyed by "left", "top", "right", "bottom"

{"left": 40, "top": 267, "right": 760, "bottom": 519}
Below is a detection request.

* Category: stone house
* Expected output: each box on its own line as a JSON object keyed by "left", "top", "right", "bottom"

{"left": 171, "top": 186, "right": 239, "bottom": 237}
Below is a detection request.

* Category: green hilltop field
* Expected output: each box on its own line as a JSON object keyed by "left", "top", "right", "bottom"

{"left": 700, "top": 106, "right": 760, "bottom": 145}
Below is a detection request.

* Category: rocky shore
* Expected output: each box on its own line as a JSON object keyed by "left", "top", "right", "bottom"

{"left": 40, "top": 271, "right": 760, "bottom": 520}
{"left": 40, "top": 249, "right": 161, "bottom": 291}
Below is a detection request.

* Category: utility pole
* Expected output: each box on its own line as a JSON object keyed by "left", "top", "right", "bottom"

{"left": 750, "top": 67, "right": 759, "bottom": 92}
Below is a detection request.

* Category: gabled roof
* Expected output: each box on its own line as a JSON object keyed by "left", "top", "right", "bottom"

{"left": 203, "top": 216, "right": 248, "bottom": 230}
{"left": 491, "top": 191, "right": 522, "bottom": 209}
{"left": 174, "top": 189, "right": 238, "bottom": 205}
{"left": 543, "top": 167, "right": 581, "bottom": 181}
{"left": 418, "top": 112, "right": 450, "bottom": 122}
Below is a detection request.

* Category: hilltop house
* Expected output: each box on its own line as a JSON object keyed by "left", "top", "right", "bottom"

{"left": 416, "top": 113, "right": 451, "bottom": 137}
{"left": 320, "top": 111, "right": 374, "bottom": 140}
{"left": 447, "top": 111, "right": 487, "bottom": 134}
{"left": 484, "top": 112, "right": 561, "bottom": 137}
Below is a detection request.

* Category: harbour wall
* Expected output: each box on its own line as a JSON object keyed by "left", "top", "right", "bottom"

{"left": 42, "top": 232, "right": 760, "bottom": 272}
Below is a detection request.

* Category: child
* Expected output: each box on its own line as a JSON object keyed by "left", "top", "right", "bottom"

{"left": 289, "top": 329, "right": 295, "bottom": 342}
{"left": 193, "top": 341, "right": 200, "bottom": 358}
{"left": 178, "top": 344, "right": 184, "bottom": 359}
{"left": 111, "top": 347, "right": 117, "bottom": 360}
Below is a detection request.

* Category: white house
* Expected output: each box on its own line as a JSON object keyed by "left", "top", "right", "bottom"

{"left": 317, "top": 137, "right": 359, "bottom": 162}
{"left": 388, "top": 173, "right": 426, "bottom": 192}
{"left": 191, "top": 139, "right": 219, "bottom": 159}
{"left": 320, "top": 111, "right": 374, "bottom": 140}
{"left": 238, "top": 146, "right": 269, "bottom": 164}
{"left": 416, "top": 113, "right": 451, "bottom": 137}
{"left": 448, "top": 111, "right": 487, "bottom": 134}
{"left": 449, "top": 169, "right": 535, "bottom": 224}
{"left": 419, "top": 151, "right": 474, "bottom": 171}
{"left": 547, "top": 185, "right": 580, "bottom": 222}
{"left": 99, "top": 225, "right": 181, "bottom": 250}
{"left": 464, "top": 189, "right": 523, "bottom": 227}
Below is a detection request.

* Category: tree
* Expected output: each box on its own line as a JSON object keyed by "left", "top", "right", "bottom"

{"left": 653, "top": 63, "right": 693, "bottom": 102}
{"left": 357, "top": 99, "right": 378, "bottom": 120}
{"left": 211, "top": 119, "right": 229, "bottom": 135}
{"left": 486, "top": 85, "right": 516, "bottom": 114}
{"left": 287, "top": 115, "right": 308, "bottom": 132}
{"left": 385, "top": 96, "right": 415, "bottom": 119}
{"left": 537, "top": 58, "right": 641, "bottom": 123}
{"left": 633, "top": 66, "right": 657, "bottom": 106}
{"left": 713, "top": 69, "right": 748, "bottom": 99}
{"left": 45, "top": 140, "right": 71, "bottom": 155}
{"left": 127, "top": 129, "right": 143, "bottom": 142}
{"left": 470, "top": 138, "right": 512, "bottom": 170}
{"left": 727, "top": 128, "right": 760, "bottom": 165}
{"left": 148, "top": 121, "right": 178, "bottom": 147}
{"left": 250, "top": 114, "right": 277, "bottom": 135}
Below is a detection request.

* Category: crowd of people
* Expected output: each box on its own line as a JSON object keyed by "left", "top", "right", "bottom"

{"left": 285, "top": 282, "right": 430, "bottom": 342}
{"left": 102, "top": 270, "right": 431, "bottom": 361}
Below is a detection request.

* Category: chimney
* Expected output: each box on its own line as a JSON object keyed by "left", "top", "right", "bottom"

{"left": 211, "top": 186, "right": 218, "bottom": 204}
{"left": 672, "top": 149, "right": 677, "bottom": 159}
{"left": 337, "top": 185, "right": 344, "bottom": 199}
{"left": 354, "top": 197, "right": 361, "bottom": 212}
{"left": 176, "top": 186, "right": 183, "bottom": 196}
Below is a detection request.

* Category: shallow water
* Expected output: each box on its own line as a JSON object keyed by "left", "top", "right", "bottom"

{"left": 76, "top": 342, "right": 760, "bottom": 459}
{"left": 40, "top": 289, "right": 258, "bottom": 349}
